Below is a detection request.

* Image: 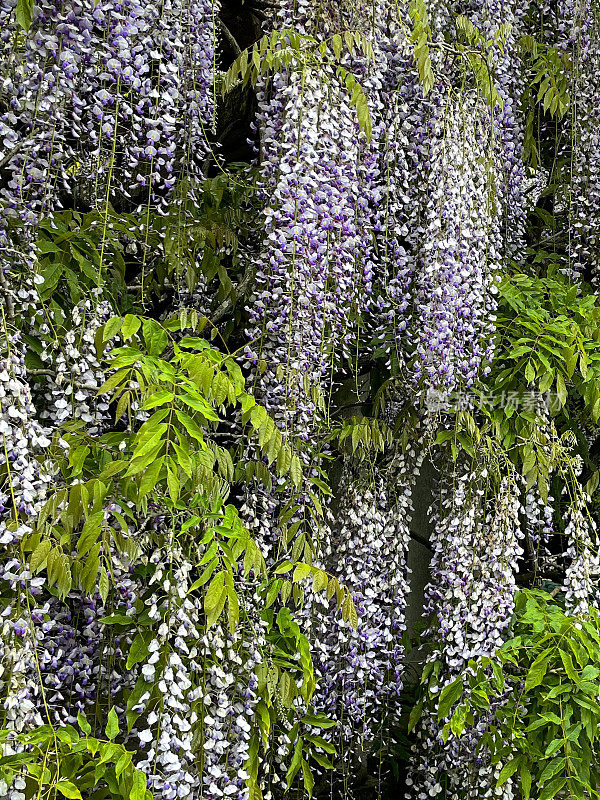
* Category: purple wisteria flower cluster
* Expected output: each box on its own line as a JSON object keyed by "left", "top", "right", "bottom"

{"left": 411, "top": 95, "right": 499, "bottom": 395}
{"left": 0, "top": 0, "right": 218, "bottom": 246}
{"left": 0, "top": 335, "right": 133, "bottom": 752}
{"left": 524, "top": 486, "right": 555, "bottom": 573}
{"left": 408, "top": 467, "right": 523, "bottom": 800}
{"left": 0, "top": 338, "right": 52, "bottom": 545}
{"left": 241, "top": 0, "right": 534, "bottom": 788}
{"left": 563, "top": 495, "right": 600, "bottom": 615}
{"left": 305, "top": 447, "right": 424, "bottom": 783}
{"left": 37, "top": 293, "right": 112, "bottom": 434}
{"left": 555, "top": 0, "right": 600, "bottom": 276}
{"left": 248, "top": 0, "right": 527, "bottom": 424}
{"left": 424, "top": 469, "right": 523, "bottom": 671}
{"left": 0, "top": 1, "right": 221, "bottom": 783}
{"left": 462, "top": 0, "right": 528, "bottom": 254}
{"left": 248, "top": 67, "right": 368, "bottom": 438}
{"left": 561, "top": 457, "right": 600, "bottom": 615}
{"left": 199, "top": 619, "right": 265, "bottom": 799}
{"left": 131, "top": 552, "right": 208, "bottom": 800}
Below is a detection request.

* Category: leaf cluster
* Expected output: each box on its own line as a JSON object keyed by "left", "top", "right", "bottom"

{"left": 422, "top": 590, "right": 600, "bottom": 800}
{"left": 0, "top": 713, "right": 150, "bottom": 800}
{"left": 221, "top": 29, "right": 374, "bottom": 140}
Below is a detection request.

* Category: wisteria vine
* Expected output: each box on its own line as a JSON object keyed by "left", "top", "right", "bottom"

{"left": 0, "top": 0, "right": 600, "bottom": 799}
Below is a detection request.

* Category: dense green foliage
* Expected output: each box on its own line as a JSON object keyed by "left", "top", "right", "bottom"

{"left": 433, "top": 591, "right": 600, "bottom": 800}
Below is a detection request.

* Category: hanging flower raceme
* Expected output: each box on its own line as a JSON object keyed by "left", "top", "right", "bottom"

{"left": 358, "top": 3, "right": 428, "bottom": 376}
{"left": 0, "top": 336, "right": 139, "bottom": 736}
{"left": 301, "top": 447, "right": 422, "bottom": 784}
{"left": 412, "top": 94, "right": 500, "bottom": 398}
{"left": 563, "top": 497, "right": 600, "bottom": 615}
{"left": 408, "top": 463, "right": 523, "bottom": 800}
{"left": 0, "top": 335, "right": 52, "bottom": 544}
{"left": 0, "top": 336, "right": 52, "bottom": 734}
{"left": 37, "top": 293, "right": 113, "bottom": 435}
{"left": 561, "top": 458, "right": 600, "bottom": 614}
{"left": 241, "top": 0, "right": 379, "bottom": 584}
{"left": 556, "top": 0, "right": 600, "bottom": 277}
{"left": 0, "top": 0, "right": 219, "bottom": 241}
{"left": 425, "top": 466, "right": 522, "bottom": 670}
{"left": 114, "top": 549, "right": 204, "bottom": 800}
{"left": 127, "top": 545, "right": 267, "bottom": 800}
{"left": 23, "top": 558, "right": 138, "bottom": 727}
{"left": 360, "top": 1, "right": 529, "bottom": 402}
{"left": 248, "top": 65, "right": 369, "bottom": 439}
{"left": 458, "top": 0, "right": 528, "bottom": 256}
{"left": 199, "top": 622, "right": 264, "bottom": 800}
